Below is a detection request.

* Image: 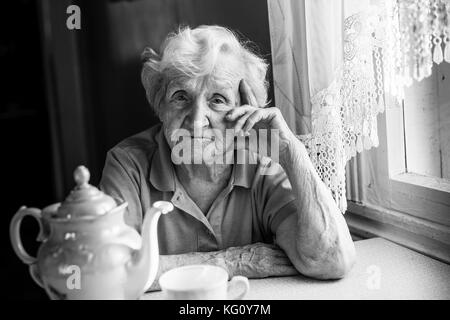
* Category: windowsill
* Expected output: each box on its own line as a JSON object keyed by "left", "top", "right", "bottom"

{"left": 142, "top": 238, "right": 450, "bottom": 299}
{"left": 392, "top": 172, "right": 450, "bottom": 194}
{"left": 387, "top": 173, "right": 450, "bottom": 226}
{"left": 345, "top": 201, "right": 450, "bottom": 264}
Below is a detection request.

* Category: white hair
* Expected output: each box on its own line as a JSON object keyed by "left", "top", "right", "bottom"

{"left": 141, "top": 25, "right": 269, "bottom": 115}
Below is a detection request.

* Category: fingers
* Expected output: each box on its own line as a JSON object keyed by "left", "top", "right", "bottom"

{"left": 227, "top": 106, "right": 270, "bottom": 134}
{"left": 226, "top": 105, "right": 257, "bottom": 135}
{"left": 239, "top": 79, "right": 258, "bottom": 106}
{"left": 226, "top": 105, "right": 252, "bottom": 122}
{"left": 234, "top": 113, "right": 253, "bottom": 135}
{"left": 242, "top": 109, "right": 264, "bottom": 134}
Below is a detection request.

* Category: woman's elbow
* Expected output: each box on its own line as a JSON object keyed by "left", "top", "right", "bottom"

{"left": 329, "top": 243, "right": 356, "bottom": 279}
{"left": 296, "top": 241, "right": 356, "bottom": 280}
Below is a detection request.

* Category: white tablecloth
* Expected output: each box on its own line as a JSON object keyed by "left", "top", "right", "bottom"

{"left": 142, "top": 238, "right": 450, "bottom": 300}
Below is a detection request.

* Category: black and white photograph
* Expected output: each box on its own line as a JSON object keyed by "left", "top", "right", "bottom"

{"left": 1, "top": 0, "right": 449, "bottom": 306}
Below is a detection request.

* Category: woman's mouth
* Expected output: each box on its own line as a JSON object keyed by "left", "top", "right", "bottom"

{"left": 190, "top": 136, "right": 215, "bottom": 142}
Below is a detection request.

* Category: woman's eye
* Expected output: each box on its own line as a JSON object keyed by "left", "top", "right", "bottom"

{"left": 211, "top": 95, "right": 227, "bottom": 105}
{"left": 172, "top": 91, "right": 188, "bottom": 102}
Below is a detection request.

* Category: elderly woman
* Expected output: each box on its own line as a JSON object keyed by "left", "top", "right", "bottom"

{"left": 100, "top": 25, "right": 355, "bottom": 288}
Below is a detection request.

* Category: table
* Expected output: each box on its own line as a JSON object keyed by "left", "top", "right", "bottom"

{"left": 142, "top": 238, "right": 450, "bottom": 300}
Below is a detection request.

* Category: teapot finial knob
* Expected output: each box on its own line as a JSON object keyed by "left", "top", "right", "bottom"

{"left": 74, "top": 165, "right": 90, "bottom": 188}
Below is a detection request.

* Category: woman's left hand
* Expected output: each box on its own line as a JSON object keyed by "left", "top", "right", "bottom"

{"left": 225, "top": 79, "right": 296, "bottom": 156}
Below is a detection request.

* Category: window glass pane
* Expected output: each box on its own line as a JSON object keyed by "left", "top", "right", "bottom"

{"left": 403, "top": 63, "right": 450, "bottom": 181}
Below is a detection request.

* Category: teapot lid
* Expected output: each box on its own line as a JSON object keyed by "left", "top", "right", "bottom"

{"left": 55, "top": 166, "right": 117, "bottom": 219}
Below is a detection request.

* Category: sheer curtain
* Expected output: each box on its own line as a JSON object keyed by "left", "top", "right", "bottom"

{"left": 268, "top": 0, "right": 383, "bottom": 211}
{"left": 268, "top": 0, "right": 450, "bottom": 212}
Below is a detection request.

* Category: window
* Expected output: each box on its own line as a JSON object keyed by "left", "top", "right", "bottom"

{"left": 387, "top": 63, "right": 450, "bottom": 225}
{"left": 403, "top": 63, "right": 450, "bottom": 183}
{"left": 345, "top": 63, "right": 450, "bottom": 263}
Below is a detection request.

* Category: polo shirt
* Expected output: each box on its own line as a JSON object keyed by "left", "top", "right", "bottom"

{"left": 99, "top": 124, "right": 297, "bottom": 255}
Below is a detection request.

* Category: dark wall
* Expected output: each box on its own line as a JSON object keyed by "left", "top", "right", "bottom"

{"left": 3, "top": 0, "right": 273, "bottom": 300}
{"left": 80, "top": 0, "right": 274, "bottom": 184}
{"left": 1, "top": 0, "right": 53, "bottom": 300}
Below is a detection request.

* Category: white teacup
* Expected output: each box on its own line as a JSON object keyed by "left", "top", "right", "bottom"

{"left": 159, "top": 265, "right": 249, "bottom": 300}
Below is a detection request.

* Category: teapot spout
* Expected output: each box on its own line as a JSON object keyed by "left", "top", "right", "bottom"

{"left": 126, "top": 201, "right": 173, "bottom": 298}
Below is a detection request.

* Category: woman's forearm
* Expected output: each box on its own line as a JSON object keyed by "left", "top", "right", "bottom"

{"left": 279, "top": 135, "right": 356, "bottom": 279}
{"left": 147, "top": 242, "right": 297, "bottom": 291}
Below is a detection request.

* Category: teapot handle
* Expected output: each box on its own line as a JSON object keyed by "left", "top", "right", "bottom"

{"left": 10, "top": 206, "right": 44, "bottom": 265}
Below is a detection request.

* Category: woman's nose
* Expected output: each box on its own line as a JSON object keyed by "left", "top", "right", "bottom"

{"left": 185, "top": 99, "right": 210, "bottom": 131}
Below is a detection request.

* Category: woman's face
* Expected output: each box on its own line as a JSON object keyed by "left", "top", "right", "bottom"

{"left": 159, "top": 54, "right": 243, "bottom": 164}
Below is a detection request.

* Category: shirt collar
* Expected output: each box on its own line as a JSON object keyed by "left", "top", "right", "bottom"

{"left": 149, "top": 127, "right": 255, "bottom": 192}
{"left": 149, "top": 128, "right": 176, "bottom": 192}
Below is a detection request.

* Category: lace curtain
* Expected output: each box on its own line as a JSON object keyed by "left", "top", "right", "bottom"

{"left": 268, "top": 0, "right": 450, "bottom": 212}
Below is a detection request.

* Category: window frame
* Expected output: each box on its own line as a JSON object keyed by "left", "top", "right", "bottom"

{"left": 386, "top": 97, "right": 450, "bottom": 227}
